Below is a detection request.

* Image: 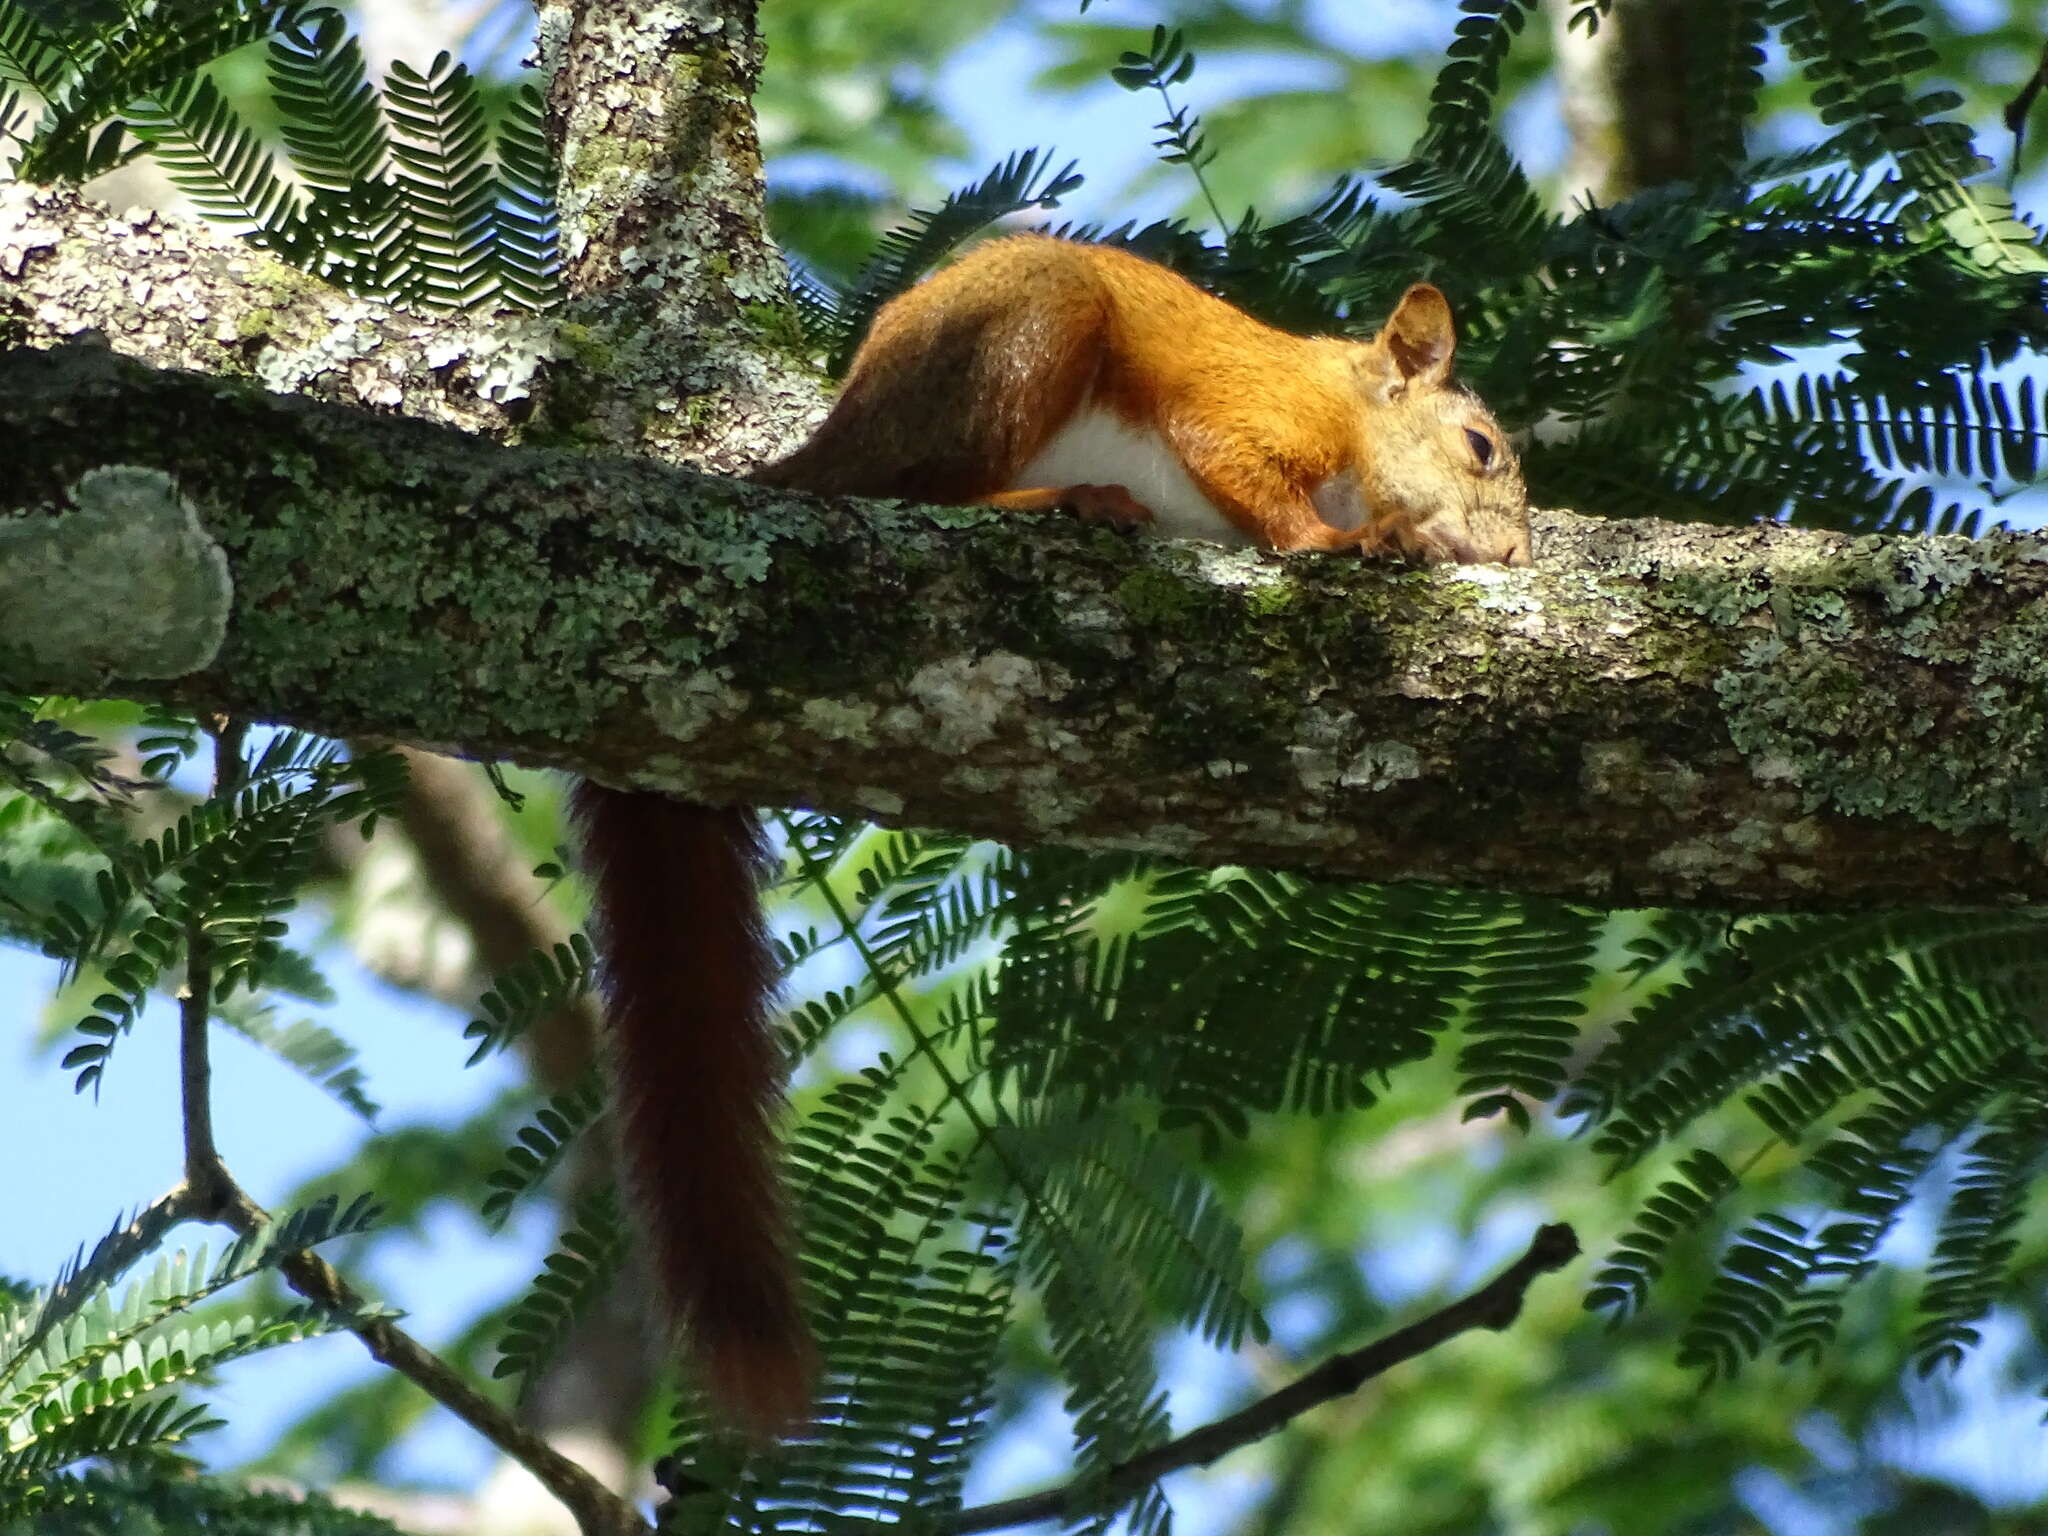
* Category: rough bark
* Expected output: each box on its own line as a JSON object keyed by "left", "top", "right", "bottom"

{"left": 535, "top": 0, "right": 819, "bottom": 471}
{"left": 0, "top": 175, "right": 820, "bottom": 474}
{"left": 7, "top": 340, "right": 2048, "bottom": 913}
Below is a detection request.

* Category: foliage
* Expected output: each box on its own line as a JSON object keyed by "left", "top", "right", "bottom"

{"left": 0, "top": 1197, "right": 381, "bottom": 1525}
{"left": 4, "top": 0, "right": 2048, "bottom": 1532}
{"left": 0, "top": 4, "right": 558, "bottom": 309}
{"left": 1, "top": 1469, "right": 407, "bottom": 1536}
{"left": 0, "top": 698, "right": 403, "bottom": 1516}
{"left": 491, "top": 1188, "right": 628, "bottom": 1403}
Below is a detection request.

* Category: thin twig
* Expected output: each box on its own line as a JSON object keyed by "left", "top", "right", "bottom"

{"left": 945, "top": 1223, "right": 1581, "bottom": 1534}
{"left": 2003, "top": 38, "right": 2048, "bottom": 185}
{"left": 177, "top": 718, "right": 243, "bottom": 1211}
{"left": 166, "top": 720, "right": 646, "bottom": 1535}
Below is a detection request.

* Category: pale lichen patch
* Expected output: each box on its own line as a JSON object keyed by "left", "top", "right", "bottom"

{"left": 1340, "top": 740, "right": 1423, "bottom": 791}
{"left": 800, "top": 698, "right": 881, "bottom": 741}
{"left": 1, "top": 466, "right": 232, "bottom": 683}
{"left": 907, "top": 652, "right": 1063, "bottom": 754}
{"left": 644, "top": 672, "right": 747, "bottom": 741}
{"left": 853, "top": 786, "right": 905, "bottom": 818}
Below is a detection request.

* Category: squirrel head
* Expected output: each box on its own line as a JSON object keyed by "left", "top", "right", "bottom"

{"left": 1344, "top": 284, "right": 1531, "bottom": 567}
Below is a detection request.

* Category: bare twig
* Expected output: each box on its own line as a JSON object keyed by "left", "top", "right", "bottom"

{"left": 269, "top": 1215, "right": 647, "bottom": 1536}
{"left": 2006, "top": 38, "right": 2048, "bottom": 183}
{"left": 167, "top": 722, "right": 646, "bottom": 1535}
{"left": 176, "top": 718, "right": 243, "bottom": 1213}
{"left": 945, "top": 1223, "right": 1581, "bottom": 1535}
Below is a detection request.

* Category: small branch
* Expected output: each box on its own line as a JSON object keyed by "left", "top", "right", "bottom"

{"left": 177, "top": 718, "right": 244, "bottom": 1212}
{"left": 186, "top": 1173, "right": 648, "bottom": 1536}
{"left": 946, "top": 1223, "right": 1581, "bottom": 1535}
{"left": 159, "top": 728, "right": 642, "bottom": 1533}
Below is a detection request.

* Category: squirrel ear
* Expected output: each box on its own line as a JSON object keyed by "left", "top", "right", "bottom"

{"left": 1379, "top": 283, "right": 1457, "bottom": 389}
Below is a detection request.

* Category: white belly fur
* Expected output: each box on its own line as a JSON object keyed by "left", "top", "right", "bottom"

{"left": 1009, "top": 407, "right": 1253, "bottom": 546}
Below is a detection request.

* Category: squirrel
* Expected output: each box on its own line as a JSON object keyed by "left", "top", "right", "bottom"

{"left": 573, "top": 234, "right": 1531, "bottom": 1437}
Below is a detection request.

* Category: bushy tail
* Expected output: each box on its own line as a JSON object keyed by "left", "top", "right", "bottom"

{"left": 571, "top": 781, "right": 813, "bottom": 1434}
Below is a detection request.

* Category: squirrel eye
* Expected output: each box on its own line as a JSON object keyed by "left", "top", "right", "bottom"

{"left": 1464, "top": 427, "right": 1495, "bottom": 470}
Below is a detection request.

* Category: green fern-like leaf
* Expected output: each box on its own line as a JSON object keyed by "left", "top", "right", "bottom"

{"left": 1677, "top": 1212, "right": 1819, "bottom": 1383}
{"left": 1683, "top": 1, "right": 1769, "bottom": 182}
{"left": 267, "top": 9, "right": 405, "bottom": 292}
{"left": 214, "top": 998, "right": 376, "bottom": 1119}
{"left": 1, "top": 1199, "right": 378, "bottom": 1510}
{"left": 461, "top": 936, "right": 595, "bottom": 1063}
{"left": 1455, "top": 904, "right": 1600, "bottom": 1127}
{"left": 125, "top": 73, "right": 302, "bottom": 248}
{"left": 1586, "top": 1149, "right": 1738, "bottom": 1323}
{"left": 1771, "top": 0, "right": 2048, "bottom": 274}
{"left": 1567, "top": 912, "right": 2041, "bottom": 1163}
{"left": 1912, "top": 1076, "right": 2048, "bottom": 1372}
{"left": 1429, "top": 0, "right": 1535, "bottom": 131}
{"left": 5, "top": 1466, "right": 409, "bottom": 1534}
{"left": 1752, "top": 370, "right": 2047, "bottom": 486}
{"left": 998, "top": 1105, "right": 1262, "bottom": 1351}
{"left": 492, "top": 1189, "right": 627, "bottom": 1403}
{"left": 0, "top": 1395, "right": 219, "bottom": 1490}
{"left": 491, "top": 81, "right": 560, "bottom": 309}
{"left": 10, "top": 1192, "right": 379, "bottom": 1380}
{"left": 51, "top": 732, "right": 383, "bottom": 1094}
{"left": 19, "top": 0, "right": 313, "bottom": 181}
{"left": 993, "top": 862, "right": 1542, "bottom": 1144}
{"left": 379, "top": 51, "right": 503, "bottom": 309}
{"left": 480, "top": 1070, "right": 605, "bottom": 1230}
{"left": 687, "top": 1071, "right": 1009, "bottom": 1526}
{"left": 0, "top": 1, "right": 69, "bottom": 100}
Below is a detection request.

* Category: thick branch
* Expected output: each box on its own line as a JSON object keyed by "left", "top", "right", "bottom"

{"left": 8, "top": 341, "right": 2048, "bottom": 910}
{"left": 0, "top": 171, "right": 820, "bottom": 474}
{"left": 534, "top": 0, "right": 817, "bottom": 470}
{"left": 1553, "top": 0, "right": 1705, "bottom": 206}
{"left": 0, "top": 182, "right": 549, "bottom": 435}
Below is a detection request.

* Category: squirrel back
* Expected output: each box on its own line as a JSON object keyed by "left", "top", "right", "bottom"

{"left": 758, "top": 234, "right": 1531, "bottom": 564}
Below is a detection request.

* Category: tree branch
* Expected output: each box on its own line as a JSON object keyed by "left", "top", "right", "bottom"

{"left": 946, "top": 1223, "right": 1581, "bottom": 1534}
{"left": 0, "top": 182, "right": 549, "bottom": 436}
{"left": 0, "top": 169, "right": 819, "bottom": 475}
{"left": 157, "top": 721, "right": 644, "bottom": 1534}
{"left": 8, "top": 341, "right": 2048, "bottom": 910}
{"left": 176, "top": 717, "right": 244, "bottom": 1212}
{"left": 256, "top": 1195, "right": 649, "bottom": 1536}
{"left": 534, "top": 0, "right": 816, "bottom": 471}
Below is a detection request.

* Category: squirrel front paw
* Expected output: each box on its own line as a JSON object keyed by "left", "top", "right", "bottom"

{"left": 1059, "top": 483, "right": 1155, "bottom": 531}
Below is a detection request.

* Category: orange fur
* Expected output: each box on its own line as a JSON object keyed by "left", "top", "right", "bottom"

{"left": 758, "top": 235, "right": 1531, "bottom": 563}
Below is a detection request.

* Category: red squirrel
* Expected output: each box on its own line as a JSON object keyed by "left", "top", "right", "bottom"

{"left": 573, "top": 235, "right": 1532, "bottom": 1436}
